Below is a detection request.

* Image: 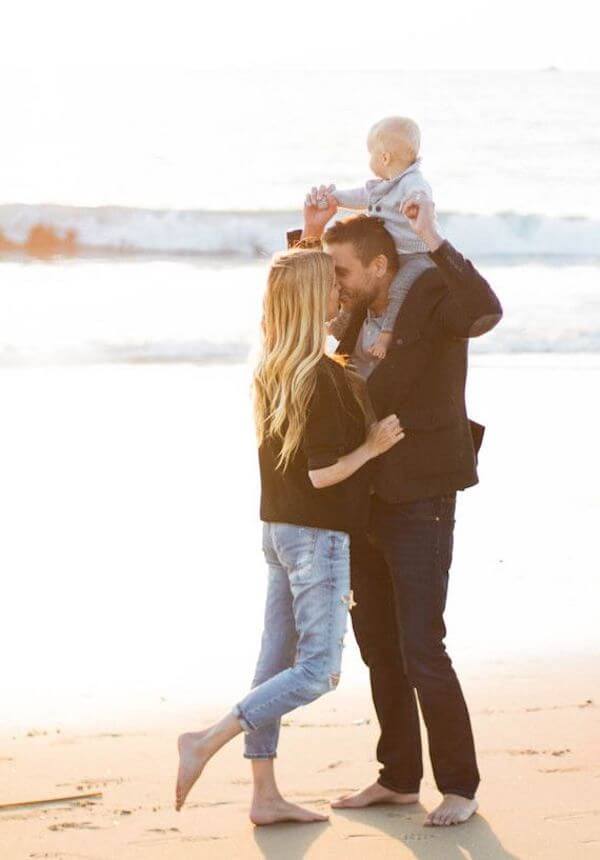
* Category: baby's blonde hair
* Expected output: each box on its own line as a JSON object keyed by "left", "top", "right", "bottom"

{"left": 370, "top": 116, "right": 421, "bottom": 162}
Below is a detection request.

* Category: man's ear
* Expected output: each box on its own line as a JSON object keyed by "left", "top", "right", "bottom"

{"left": 372, "top": 253, "right": 389, "bottom": 277}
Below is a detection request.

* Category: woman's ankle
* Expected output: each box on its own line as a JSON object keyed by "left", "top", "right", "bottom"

{"left": 252, "top": 788, "right": 283, "bottom": 804}
{"left": 251, "top": 759, "right": 282, "bottom": 802}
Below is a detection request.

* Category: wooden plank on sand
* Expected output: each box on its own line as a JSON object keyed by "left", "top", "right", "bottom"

{"left": 0, "top": 792, "right": 103, "bottom": 811}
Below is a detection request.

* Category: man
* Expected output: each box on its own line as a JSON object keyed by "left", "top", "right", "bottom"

{"left": 288, "top": 191, "right": 502, "bottom": 826}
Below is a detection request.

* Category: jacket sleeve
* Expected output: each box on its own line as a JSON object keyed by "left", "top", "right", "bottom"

{"left": 428, "top": 241, "right": 503, "bottom": 338}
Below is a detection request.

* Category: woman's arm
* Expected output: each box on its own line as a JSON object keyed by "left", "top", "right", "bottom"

{"left": 309, "top": 415, "right": 403, "bottom": 489}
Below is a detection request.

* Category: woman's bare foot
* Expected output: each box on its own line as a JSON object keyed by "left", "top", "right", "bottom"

{"left": 250, "top": 795, "right": 329, "bottom": 826}
{"left": 331, "top": 781, "right": 419, "bottom": 809}
{"left": 425, "top": 794, "right": 479, "bottom": 826}
{"left": 175, "top": 731, "right": 213, "bottom": 811}
{"left": 175, "top": 713, "right": 242, "bottom": 811}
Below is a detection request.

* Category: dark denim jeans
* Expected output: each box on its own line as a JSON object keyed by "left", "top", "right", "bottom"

{"left": 350, "top": 493, "right": 480, "bottom": 799}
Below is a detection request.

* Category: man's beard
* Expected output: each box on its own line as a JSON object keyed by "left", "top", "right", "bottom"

{"left": 340, "top": 278, "right": 377, "bottom": 310}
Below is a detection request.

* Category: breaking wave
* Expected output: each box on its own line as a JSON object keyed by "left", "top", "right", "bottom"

{"left": 1, "top": 204, "right": 599, "bottom": 259}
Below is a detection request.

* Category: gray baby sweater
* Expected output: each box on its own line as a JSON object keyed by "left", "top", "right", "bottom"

{"left": 333, "top": 159, "right": 432, "bottom": 254}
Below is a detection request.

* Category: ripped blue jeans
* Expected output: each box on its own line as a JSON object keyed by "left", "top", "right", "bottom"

{"left": 234, "top": 522, "right": 351, "bottom": 759}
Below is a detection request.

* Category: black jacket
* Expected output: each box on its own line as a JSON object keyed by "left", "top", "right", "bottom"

{"left": 335, "top": 240, "right": 502, "bottom": 503}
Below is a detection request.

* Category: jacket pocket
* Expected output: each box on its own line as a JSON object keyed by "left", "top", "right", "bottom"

{"left": 401, "top": 417, "right": 472, "bottom": 478}
{"left": 398, "top": 404, "right": 459, "bottom": 431}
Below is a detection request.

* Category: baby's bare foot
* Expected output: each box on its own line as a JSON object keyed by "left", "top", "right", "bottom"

{"left": 369, "top": 331, "right": 393, "bottom": 360}
{"left": 331, "top": 781, "right": 418, "bottom": 809}
{"left": 250, "top": 796, "right": 328, "bottom": 826}
{"left": 425, "top": 794, "right": 479, "bottom": 826}
{"left": 175, "top": 731, "right": 212, "bottom": 811}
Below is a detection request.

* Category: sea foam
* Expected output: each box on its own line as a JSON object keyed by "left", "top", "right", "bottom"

{"left": 0, "top": 204, "right": 599, "bottom": 259}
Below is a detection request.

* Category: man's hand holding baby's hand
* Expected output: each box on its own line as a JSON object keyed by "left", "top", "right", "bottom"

{"left": 302, "top": 185, "right": 339, "bottom": 239}
{"left": 401, "top": 194, "right": 444, "bottom": 252}
{"left": 310, "top": 184, "right": 337, "bottom": 210}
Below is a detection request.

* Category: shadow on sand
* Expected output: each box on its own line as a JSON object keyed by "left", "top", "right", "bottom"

{"left": 252, "top": 818, "right": 330, "bottom": 859}
{"left": 252, "top": 803, "right": 520, "bottom": 859}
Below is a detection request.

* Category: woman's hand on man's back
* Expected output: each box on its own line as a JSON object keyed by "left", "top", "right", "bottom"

{"left": 366, "top": 415, "right": 404, "bottom": 458}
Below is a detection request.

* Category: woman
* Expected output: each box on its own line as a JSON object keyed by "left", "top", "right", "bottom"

{"left": 175, "top": 248, "right": 403, "bottom": 824}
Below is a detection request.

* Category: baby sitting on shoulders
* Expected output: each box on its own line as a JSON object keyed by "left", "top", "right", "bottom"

{"left": 312, "top": 116, "right": 436, "bottom": 359}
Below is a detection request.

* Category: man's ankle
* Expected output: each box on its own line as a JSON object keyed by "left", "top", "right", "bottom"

{"left": 378, "top": 780, "right": 420, "bottom": 795}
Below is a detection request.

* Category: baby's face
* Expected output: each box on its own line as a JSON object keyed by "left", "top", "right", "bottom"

{"left": 367, "top": 133, "right": 388, "bottom": 179}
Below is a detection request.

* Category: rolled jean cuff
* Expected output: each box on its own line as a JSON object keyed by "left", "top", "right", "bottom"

{"left": 232, "top": 704, "right": 256, "bottom": 734}
{"left": 243, "top": 751, "right": 277, "bottom": 760}
{"left": 377, "top": 777, "right": 420, "bottom": 795}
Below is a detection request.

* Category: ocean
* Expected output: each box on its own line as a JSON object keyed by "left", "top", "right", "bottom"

{"left": 0, "top": 68, "right": 599, "bottom": 365}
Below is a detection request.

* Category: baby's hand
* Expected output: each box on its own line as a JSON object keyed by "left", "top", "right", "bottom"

{"left": 369, "top": 331, "right": 393, "bottom": 359}
{"left": 308, "top": 184, "right": 338, "bottom": 210}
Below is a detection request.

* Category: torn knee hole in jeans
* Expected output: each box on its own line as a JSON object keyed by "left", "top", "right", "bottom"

{"left": 328, "top": 673, "right": 341, "bottom": 689}
{"left": 341, "top": 590, "right": 357, "bottom": 611}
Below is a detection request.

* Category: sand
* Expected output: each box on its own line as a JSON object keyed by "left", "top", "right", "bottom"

{"left": 2, "top": 656, "right": 599, "bottom": 859}
{"left": 1, "top": 355, "right": 599, "bottom": 857}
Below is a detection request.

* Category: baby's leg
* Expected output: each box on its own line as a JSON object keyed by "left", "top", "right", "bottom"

{"left": 370, "top": 254, "right": 436, "bottom": 358}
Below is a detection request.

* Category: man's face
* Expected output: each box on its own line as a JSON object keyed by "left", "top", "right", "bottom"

{"left": 324, "top": 241, "right": 380, "bottom": 311}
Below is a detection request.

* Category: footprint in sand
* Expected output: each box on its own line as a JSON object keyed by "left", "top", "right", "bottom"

{"left": 48, "top": 821, "right": 102, "bottom": 831}
{"left": 385, "top": 811, "right": 420, "bottom": 821}
{"left": 57, "top": 777, "right": 125, "bottom": 790}
{"left": 539, "top": 766, "right": 582, "bottom": 773}
{"left": 344, "top": 834, "right": 381, "bottom": 839}
{"left": 401, "top": 833, "right": 436, "bottom": 842}
{"left": 319, "top": 760, "right": 345, "bottom": 771}
{"left": 503, "top": 748, "right": 571, "bottom": 757}
{"left": 184, "top": 801, "right": 234, "bottom": 810}
{"left": 545, "top": 809, "right": 600, "bottom": 822}
{"left": 132, "top": 834, "right": 227, "bottom": 846}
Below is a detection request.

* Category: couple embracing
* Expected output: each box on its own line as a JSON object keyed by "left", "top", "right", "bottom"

{"left": 175, "top": 187, "right": 502, "bottom": 828}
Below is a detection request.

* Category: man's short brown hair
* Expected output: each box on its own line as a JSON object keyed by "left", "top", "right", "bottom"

{"left": 323, "top": 215, "right": 399, "bottom": 273}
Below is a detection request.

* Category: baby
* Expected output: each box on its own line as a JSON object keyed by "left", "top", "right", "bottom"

{"left": 315, "top": 116, "right": 435, "bottom": 359}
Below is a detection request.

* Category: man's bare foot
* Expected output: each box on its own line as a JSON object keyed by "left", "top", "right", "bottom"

{"left": 425, "top": 794, "right": 479, "bottom": 826}
{"left": 175, "top": 731, "right": 212, "bottom": 811}
{"left": 250, "top": 796, "right": 329, "bottom": 826}
{"left": 331, "top": 781, "right": 419, "bottom": 809}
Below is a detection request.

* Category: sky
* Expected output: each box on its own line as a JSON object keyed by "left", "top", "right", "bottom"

{"left": 2, "top": 0, "right": 599, "bottom": 71}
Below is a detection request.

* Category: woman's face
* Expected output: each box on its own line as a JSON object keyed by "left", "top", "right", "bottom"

{"left": 325, "top": 278, "right": 340, "bottom": 322}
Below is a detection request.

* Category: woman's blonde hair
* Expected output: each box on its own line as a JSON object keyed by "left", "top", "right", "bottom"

{"left": 253, "top": 248, "right": 337, "bottom": 471}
